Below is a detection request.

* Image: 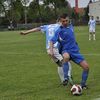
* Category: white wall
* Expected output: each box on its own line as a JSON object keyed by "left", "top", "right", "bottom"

{"left": 89, "top": 1, "right": 100, "bottom": 20}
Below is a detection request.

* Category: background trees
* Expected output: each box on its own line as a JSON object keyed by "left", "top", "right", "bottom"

{"left": 0, "top": 0, "right": 89, "bottom": 27}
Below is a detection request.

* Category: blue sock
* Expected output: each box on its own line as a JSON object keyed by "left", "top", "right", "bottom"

{"left": 63, "top": 62, "right": 69, "bottom": 81}
{"left": 81, "top": 70, "right": 89, "bottom": 86}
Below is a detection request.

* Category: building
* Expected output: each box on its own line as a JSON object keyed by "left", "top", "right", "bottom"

{"left": 89, "top": 0, "right": 100, "bottom": 22}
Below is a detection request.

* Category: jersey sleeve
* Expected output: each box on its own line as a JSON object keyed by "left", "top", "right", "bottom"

{"left": 40, "top": 25, "right": 47, "bottom": 33}
{"left": 94, "top": 20, "right": 96, "bottom": 25}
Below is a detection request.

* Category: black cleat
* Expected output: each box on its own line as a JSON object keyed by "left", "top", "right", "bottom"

{"left": 63, "top": 80, "right": 68, "bottom": 86}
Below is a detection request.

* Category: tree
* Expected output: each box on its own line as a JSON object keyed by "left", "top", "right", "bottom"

{"left": 0, "top": 0, "right": 10, "bottom": 22}
{"left": 28, "top": 0, "right": 43, "bottom": 22}
{"left": 12, "top": 0, "right": 24, "bottom": 24}
{"left": 21, "top": 0, "right": 30, "bottom": 24}
{"left": 43, "top": 0, "right": 72, "bottom": 19}
{"left": 0, "top": 0, "right": 14, "bottom": 27}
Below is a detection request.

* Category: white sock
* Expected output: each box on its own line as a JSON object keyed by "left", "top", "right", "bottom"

{"left": 68, "top": 62, "right": 72, "bottom": 77}
{"left": 93, "top": 34, "right": 96, "bottom": 40}
{"left": 57, "top": 67, "right": 64, "bottom": 83}
{"left": 89, "top": 34, "right": 91, "bottom": 40}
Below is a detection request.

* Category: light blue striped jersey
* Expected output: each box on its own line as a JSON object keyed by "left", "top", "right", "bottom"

{"left": 40, "top": 24, "right": 60, "bottom": 49}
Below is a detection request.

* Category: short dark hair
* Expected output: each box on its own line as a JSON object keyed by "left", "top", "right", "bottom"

{"left": 59, "top": 13, "right": 69, "bottom": 19}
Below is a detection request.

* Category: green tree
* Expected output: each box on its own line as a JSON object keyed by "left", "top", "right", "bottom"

{"left": 12, "top": 0, "right": 24, "bottom": 24}
{"left": 0, "top": 0, "right": 10, "bottom": 23}
{"left": 28, "top": 0, "right": 43, "bottom": 22}
{"left": 0, "top": 0, "right": 23, "bottom": 25}
{"left": 43, "top": 0, "right": 72, "bottom": 20}
{"left": 21, "top": 0, "right": 30, "bottom": 24}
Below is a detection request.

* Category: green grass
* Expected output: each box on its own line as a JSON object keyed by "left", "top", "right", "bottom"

{"left": 0, "top": 25, "right": 100, "bottom": 100}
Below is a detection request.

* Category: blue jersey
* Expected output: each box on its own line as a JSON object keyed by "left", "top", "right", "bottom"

{"left": 51, "top": 26, "right": 79, "bottom": 52}
{"left": 40, "top": 24, "right": 60, "bottom": 49}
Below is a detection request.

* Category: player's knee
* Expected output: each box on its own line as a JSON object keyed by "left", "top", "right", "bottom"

{"left": 93, "top": 32, "right": 95, "bottom": 34}
{"left": 84, "top": 64, "right": 89, "bottom": 71}
{"left": 80, "top": 60, "right": 89, "bottom": 71}
{"left": 63, "top": 53, "right": 70, "bottom": 63}
{"left": 83, "top": 63, "right": 89, "bottom": 71}
{"left": 89, "top": 32, "right": 92, "bottom": 34}
{"left": 56, "top": 60, "right": 62, "bottom": 67}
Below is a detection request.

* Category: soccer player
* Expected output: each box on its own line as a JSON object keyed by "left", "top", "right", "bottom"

{"left": 20, "top": 22, "right": 74, "bottom": 86}
{"left": 88, "top": 16, "right": 96, "bottom": 40}
{"left": 50, "top": 13, "right": 89, "bottom": 89}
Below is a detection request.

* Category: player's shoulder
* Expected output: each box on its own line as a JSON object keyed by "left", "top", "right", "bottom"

{"left": 48, "top": 23, "right": 60, "bottom": 28}
{"left": 93, "top": 19, "right": 96, "bottom": 22}
{"left": 66, "top": 27, "right": 74, "bottom": 34}
{"left": 54, "top": 26, "right": 62, "bottom": 34}
{"left": 58, "top": 26, "right": 72, "bottom": 31}
{"left": 66, "top": 26, "right": 72, "bottom": 30}
{"left": 40, "top": 24, "right": 48, "bottom": 28}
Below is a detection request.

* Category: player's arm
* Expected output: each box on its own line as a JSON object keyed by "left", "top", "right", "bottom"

{"left": 88, "top": 20, "right": 90, "bottom": 26}
{"left": 20, "top": 27, "right": 41, "bottom": 35}
{"left": 95, "top": 20, "right": 96, "bottom": 26}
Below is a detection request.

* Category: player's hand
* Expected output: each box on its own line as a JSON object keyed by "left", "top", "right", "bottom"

{"left": 20, "top": 31, "right": 27, "bottom": 35}
{"left": 49, "top": 50, "right": 54, "bottom": 58}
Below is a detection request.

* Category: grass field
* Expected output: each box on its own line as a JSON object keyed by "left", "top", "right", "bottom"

{"left": 0, "top": 25, "right": 100, "bottom": 100}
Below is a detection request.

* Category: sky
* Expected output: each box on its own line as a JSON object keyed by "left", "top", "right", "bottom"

{"left": 67, "top": 0, "right": 99, "bottom": 8}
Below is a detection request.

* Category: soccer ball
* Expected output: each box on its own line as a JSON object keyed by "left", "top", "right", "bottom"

{"left": 71, "top": 84, "right": 82, "bottom": 96}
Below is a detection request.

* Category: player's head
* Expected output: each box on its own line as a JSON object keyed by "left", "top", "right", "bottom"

{"left": 91, "top": 16, "right": 94, "bottom": 20}
{"left": 59, "top": 13, "right": 70, "bottom": 27}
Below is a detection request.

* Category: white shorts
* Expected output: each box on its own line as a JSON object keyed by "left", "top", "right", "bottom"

{"left": 47, "top": 48, "right": 63, "bottom": 62}
{"left": 89, "top": 27, "right": 95, "bottom": 33}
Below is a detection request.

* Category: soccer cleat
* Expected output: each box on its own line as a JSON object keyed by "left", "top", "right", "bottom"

{"left": 81, "top": 85, "right": 88, "bottom": 89}
{"left": 62, "top": 80, "right": 68, "bottom": 86}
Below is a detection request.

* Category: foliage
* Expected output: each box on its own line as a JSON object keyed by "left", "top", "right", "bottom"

{"left": 0, "top": 0, "right": 89, "bottom": 24}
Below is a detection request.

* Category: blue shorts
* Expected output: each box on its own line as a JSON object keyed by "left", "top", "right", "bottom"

{"left": 62, "top": 50, "right": 84, "bottom": 64}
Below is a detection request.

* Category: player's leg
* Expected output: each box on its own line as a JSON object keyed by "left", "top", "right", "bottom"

{"left": 91, "top": 28, "right": 96, "bottom": 40}
{"left": 79, "top": 60, "right": 89, "bottom": 89}
{"left": 89, "top": 32, "right": 92, "bottom": 40}
{"left": 72, "top": 52, "right": 89, "bottom": 89}
{"left": 51, "top": 48, "right": 73, "bottom": 85}
{"left": 68, "top": 62, "right": 74, "bottom": 86}
{"left": 93, "top": 33, "right": 96, "bottom": 40}
{"left": 62, "top": 52, "right": 71, "bottom": 85}
{"left": 47, "top": 48, "right": 64, "bottom": 83}
{"left": 89, "top": 28, "right": 92, "bottom": 40}
{"left": 53, "top": 48, "right": 72, "bottom": 85}
{"left": 62, "top": 52, "right": 74, "bottom": 86}
{"left": 57, "top": 66, "right": 64, "bottom": 83}
{"left": 93, "top": 28, "right": 96, "bottom": 40}
{"left": 61, "top": 61, "right": 74, "bottom": 86}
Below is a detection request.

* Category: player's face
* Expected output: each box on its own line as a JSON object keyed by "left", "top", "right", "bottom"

{"left": 91, "top": 16, "right": 94, "bottom": 20}
{"left": 60, "top": 17, "right": 69, "bottom": 27}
